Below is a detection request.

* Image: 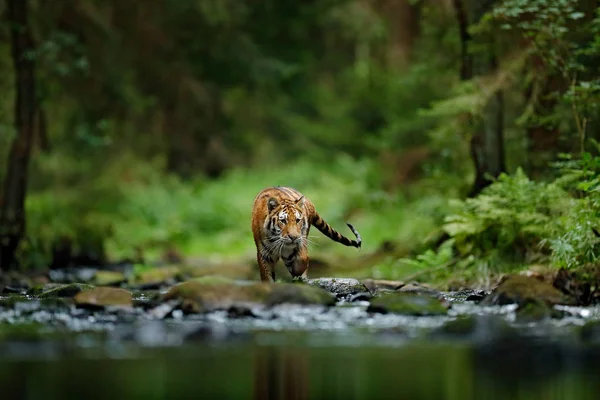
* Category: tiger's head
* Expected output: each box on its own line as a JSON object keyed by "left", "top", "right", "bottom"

{"left": 266, "top": 196, "right": 307, "bottom": 246}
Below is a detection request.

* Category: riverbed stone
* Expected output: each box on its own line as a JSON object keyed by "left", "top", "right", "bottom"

{"left": 164, "top": 281, "right": 335, "bottom": 313}
{"left": 38, "top": 283, "right": 95, "bottom": 298}
{"left": 367, "top": 292, "right": 448, "bottom": 316}
{"left": 94, "top": 271, "right": 127, "bottom": 286}
{"left": 482, "top": 275, "right": 574, "bottom": 307}
{"left": 74, "top": 287, "right": 133, "bottom": 308}
{"left": 307, "top": 278, "right": 369, "bottom": 297}
{"left": 361, "top": 279, "right": 405, "bottom": 293}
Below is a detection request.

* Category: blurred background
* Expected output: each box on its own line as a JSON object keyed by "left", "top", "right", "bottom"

{"left": 2, "top": 0, "right": 600, "bottom": 285}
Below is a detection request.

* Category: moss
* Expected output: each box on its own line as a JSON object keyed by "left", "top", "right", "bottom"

{"left": 132, "top": 265, "right": 182, "bottom": 285}
{"left": 482, "top": 275, "right": 572, "bottom": 306}
{"left": 267, "top": 284, "right": 336, "bottom": 306}
{"left": 94, "top": 271, "right": 127, "bottom": 286}
{"left": 190, "top": 275, "right": 237, "bottom": 285}
{"left": 515, "top": 299, "right": 552, "bottom": 323}
{"left": 164, "top": 281, "right": 335, "bottom": 313}
{"left": 74, "top": 287, "right": 133, "bottom": 308}
{"left": 38, "top": 283, "right": 95, "bottom": 299}
{"left": 368, "top": 293, "right": 448, "bottom": 316}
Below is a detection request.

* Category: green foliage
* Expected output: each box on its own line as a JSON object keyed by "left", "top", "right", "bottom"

{"left": 443, "top": 169, "right": 571, "bottom": 259}
{"left": 18, "top": 153, "right": 451, "bottom": 265}
{"left": 547, "top": 146, "right": 600, "bottom": 268}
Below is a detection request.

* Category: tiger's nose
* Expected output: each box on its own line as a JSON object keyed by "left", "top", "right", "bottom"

{"left": 288, "top": 234, "right": 299, "bottom": 242}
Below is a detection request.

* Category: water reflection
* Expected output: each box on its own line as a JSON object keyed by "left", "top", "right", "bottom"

{"left": 0, "top": 336, "right": 599, "bottom": 399}
{"left": 254, "top": 348, "right": 309, "bottom": 400}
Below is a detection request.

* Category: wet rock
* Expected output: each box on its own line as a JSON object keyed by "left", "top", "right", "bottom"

{"left": 94, "top": 271, "right": 127, "bottom": 286}
{"left": 307, "top": 278, "right": 369, "bottom": 297}
{"left": 367, "top": 292, "right": 448, "bottom": 316}
{"left": 164, "top": 281, "right": 335, "bottom": 314}
{"left": 227, "top": 305, "right": 257, "bottom": 318}
{"left": 514, "top": 299, "right": 563, "bottom": 323}
{"left": 482, "top": 275, "right": 573, "bottom": 307}
{"left": 191, "top": 275, "right": 237, "bottom": 285}
{"left": 133, "top": 265, "right": 182, "bottom": 285}
{"left": 347, "top": 292, "right": 372, "bottom": 302}
{"left": 398, "top": 283, "right": 443, "bottom": 298}
{"left": 552, "top": 267, "right": 596, "bottom": 306}
{"left": 266, "top": 284, "right": 336, "bottom": 306}
{"left": 444, "top": 289, "right": 488, "bottom": 303}
{"left": 74, "top": 287, "right": 133, "bottom": 308}
{"left": 38, "top": 283, "right": 95, "bottom": 298}
{"left": 148, "top": 299, "right": 181, "bottom": 319}
{"left": 361, "top": 279, "right": 405, "bottom": 293}
{"left": 1, "top": 286, "right": 27, "bottom": 295}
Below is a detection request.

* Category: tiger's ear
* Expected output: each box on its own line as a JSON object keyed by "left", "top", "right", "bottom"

{"left": 295, "top": 196, "right": 305, "bottom": 207}
{"left": 267, "top": 197, "right": 279, "bottom": 212}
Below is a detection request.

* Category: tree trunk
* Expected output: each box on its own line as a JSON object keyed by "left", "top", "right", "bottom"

{"left": 464, "top": 0, "right": 505, "bottom": 196}
{"left": 0, "top": 0, "right": 37, "bottom": 270}
{"left": 524, "top": 56, "right": 563, "bottom": 179}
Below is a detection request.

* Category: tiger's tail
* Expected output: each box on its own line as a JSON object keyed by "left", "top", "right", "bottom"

{"left": 311, "top": 213, "right": 361, "bottom": 248}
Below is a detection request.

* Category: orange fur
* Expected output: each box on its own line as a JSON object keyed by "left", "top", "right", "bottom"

{"left": 251, "top": 186, "right": 361, "bottom": 282}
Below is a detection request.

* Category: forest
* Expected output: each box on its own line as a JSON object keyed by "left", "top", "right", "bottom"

{"left": 2, "top": 0, "right": 600, "bottom": 286}
{"left": 4, "top": 1, "right": 600, "bottom": 398}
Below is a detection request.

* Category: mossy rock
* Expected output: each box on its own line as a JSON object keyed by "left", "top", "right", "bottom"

{"left": 307, "top": 278, "right": 369, "bottom": 296}
{"left": 482, "top": 275, "right": 573, "bottom": 306}
{"left": 367, "top": 292, "right": 448, "bottom": 316}
{"left": 514, "top": 299, "right": 564, "bottom": 323}
{"left": 133, "top": 265, "right": 182, "bottom": 285}
{"left": 94, "top": 271, "right": 127, "bottom": 286}
{"left": 164, "top": 281, "right": 335, "bottom": 313}
{"left": 190, "top": 275, "right": 237, "bottom": 285}
{"left": 74, "top": 287, "right": 133, "bottom": 308}
{"left": 38, "top": 283, "right": 95, "bottom": 298}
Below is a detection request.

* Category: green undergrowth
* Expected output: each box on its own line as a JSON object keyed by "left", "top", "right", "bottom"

{"left": 18, "top": 153, "right": 454, "bottom": 268}
{"left": 373, "top": 156, "right": 600, "bottom": 288}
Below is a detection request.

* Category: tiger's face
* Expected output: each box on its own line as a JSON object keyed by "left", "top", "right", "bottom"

{"left": 267, "top": 197, "right": 308, "bottom": 246}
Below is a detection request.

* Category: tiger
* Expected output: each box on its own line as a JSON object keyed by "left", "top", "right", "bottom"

{"left": 251, "top": 186, "right": 361, "bottom": 282}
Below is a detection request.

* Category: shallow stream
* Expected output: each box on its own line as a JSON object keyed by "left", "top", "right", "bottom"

{"left": 1, "top": 289, "right": 600, "bottom": 399}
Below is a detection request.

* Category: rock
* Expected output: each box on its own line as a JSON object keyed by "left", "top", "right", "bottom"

{"left": 74, "top": 287, "right": 133, "bottom": 308}
{"left": 552, "top": 267, "right": 594, "bottom": 306}
{"left": 482, "top": 275, "right": 573, "bottom": 307}
{"left": 163, "top": 281, "right": 335, "bottom": 313}
{"left": 94, "top": 270, "right": 127, "bottom": 286}
{"left": 443, "top": 289, "right": 488, "bottom": 303}
{"left": 361, "top": 279, "right": 405, "bottom": 293}
{"left": 191, "top": 275, "right": 237, "bottom": 285}
{"left": 367, "top": 292, "right": 448, "bottom": 316}
{"left": 133, "top": 265, "right": 182, "bottom": 285}
{"left": 514, "top": 299, "right": 563, "bottom": 323}
{"left": 38, "top": 283, "right": 95, "bottom": 298}
{"left": 398, "top": 282, "right": 443, "bottom": 298}
{"left": 307, "top": 278, "right": 369, "bottom": 297}
{"left": 266, "top": 284, "right": 336, "bottom": 306}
